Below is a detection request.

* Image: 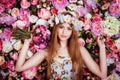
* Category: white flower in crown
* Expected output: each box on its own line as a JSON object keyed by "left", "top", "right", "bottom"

{"left": 55, "top": 13, "right": 83, "bottom": 31}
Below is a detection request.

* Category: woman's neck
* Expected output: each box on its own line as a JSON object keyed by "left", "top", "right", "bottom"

{"left": 59, "top": 40, "right": 67, "bottom": 49}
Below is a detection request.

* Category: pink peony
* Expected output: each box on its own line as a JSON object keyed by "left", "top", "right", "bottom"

{"left": 20, "top": 0, "right": 30, "bottom": 9}
{"left": 18, "top": 8, "right": 30, "bottom": 21}
{"left": 76, "top": 6, "right": 88, "bottom": 17}
{"left": 37, "top": 8, "right": 51, "bottom": 20}
{"left": 109, "top": 3, "right": 120, "bottom": 18}
{"left": 91, "top": 22, "right": 103, "bottom": 36}
{"left": 0, "top": 0, "right": 16, "bottom": 9}
{"left": 22, "top": 67, "right": 38, "bottom": 79}
{"left": 52, "top": 0, "right": 68, "bottom": 10}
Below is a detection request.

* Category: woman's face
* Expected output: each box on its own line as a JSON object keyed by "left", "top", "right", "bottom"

{"left": 57, "top": 23, "right": 72, "bottom": 41}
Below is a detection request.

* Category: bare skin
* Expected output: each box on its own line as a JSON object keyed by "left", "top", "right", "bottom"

{"left": 16, "top": 23, "right": 107, "bottom": 79}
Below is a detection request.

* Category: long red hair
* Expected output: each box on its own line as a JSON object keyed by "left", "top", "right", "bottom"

{"left": 47, "top": 23, "right": 83, "bottom": 80}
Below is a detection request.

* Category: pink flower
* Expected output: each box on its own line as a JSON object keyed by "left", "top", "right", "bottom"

{"left": 12, "top": 20, "right": 30, "bottom": 29}
{"left": 92, "top": 14, "right": 102, "bottom": 22}
{"left": 3, "top": 28, "right": 12, "bottom": 41}
{"left": 52, "top": 0, "right": 68, "bottom": 10}
{"left": 76, "top": 6, "right": 88, "bottom": 17}
{"left": 11, "top": 8, "right": 19, "bottom": 18}
{"left": 78, "top": 38, "right": 85, "bottom": 46}
{"left": 86, "top": 38, "right": 93, "bottom": 44}
{"left": 69, "top": 0, "right": 77, "bottom": 3}
{"left": 18, "top": 8, "right": 30, "bottom": 21}
{"left": 91, "top": 22, "right": 103, "bottom": 36}
{"left": 83, "top": 19, "right": 91, "bottom": 30}
{"left": 22, "top": 67, "right": 38, "bottom": 79}
{"left": 31, "top": 0, "right": 38, "bottom": 6}
{"left": 0, "top": 0, "right": 16, "bottom": 9}
{"left": 51, "top": 7, "right": 58, "bottom": 15}
{"left": 37, "top": 8, "right": 51, "bottom": 20}
{"left": 0, "top": 40, "right": 2, "bottom": 51}
{"left": 20, "top": 0, "right": 30, "bottom": 9}
{"left": 109, "top": 3, "right": 120, "bottom": 18}
{"left": 10, "top": 52, "right": 18, "bottom": 61}
{"left": 7, "top": 60, "right": 15, "bottom": 71}
{"left": 0, "top": 4, "right": 5, "bottom": 13}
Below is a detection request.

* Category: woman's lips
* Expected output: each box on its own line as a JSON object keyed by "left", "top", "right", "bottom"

{"left": 60, "top": 35, "right": 67, "bottom": 38}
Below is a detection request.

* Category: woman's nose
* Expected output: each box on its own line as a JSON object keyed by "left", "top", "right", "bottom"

{"left": 62, "top": 28, "right": 67, "bottom": 34}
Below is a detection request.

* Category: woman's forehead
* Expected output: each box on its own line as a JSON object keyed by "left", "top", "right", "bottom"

{"left": 60, "top": 23, "right": 71, "bottom": 27}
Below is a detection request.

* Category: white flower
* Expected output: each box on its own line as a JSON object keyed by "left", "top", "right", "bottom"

{"left": 35, "top": 19, "right": 49, "bottom": 27}
{"left": 67, "top": 4, "right": 77, "bottom": 11}
{"left": 2, "top": 40, "right": 13, "bottom": 53}
{"left": 85, "top": 13, "right": 92, "bottom": 19}
{"left": 73, "top": 19, "right": 83, "bottom": 31}
{"left": 102, "top": 16, "right": 120, "bottom": 36}
{"left": 26, "top": 50, "right": 33, "bottom": 59}
{"left": 29, "top": 15, "right": 38, "bottom": 23}
{"left": 106, "top": 58, "right": 114, "bottom": 66}
{"left": 13, "top": 40, "right": 22, "bottom": 50}
{"left": 64, "top": 15, "right": 72, "bottom": 23}
{"left": 115, "top": 39, "right": 120, "bottom": 51}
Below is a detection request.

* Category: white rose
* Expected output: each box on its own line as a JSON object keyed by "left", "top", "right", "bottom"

{"left": 29, "top": 15, "right": 38, "bottom": 23}
{"left": 2, "top": 41, "right": 13, "bottom": 53}
{"left": 35, "top": 19, "right": 48, "bottom": 27}
{"left": 115, "top": 39, "right": 120, "bottom": 51}
{"left": 13, "top": 40, "right": 22, "bottom": 50}
{"left": 67, "top": 4, "right": 77, "bottom": 11}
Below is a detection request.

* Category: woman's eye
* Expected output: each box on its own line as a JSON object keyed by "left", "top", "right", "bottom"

{"left": 59, "top": 26, "right": 64, "bottom": 29}
{"left": 67, "top": 27, "right": 72, "bottom": 30}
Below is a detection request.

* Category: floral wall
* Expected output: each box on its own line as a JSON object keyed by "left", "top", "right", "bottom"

{"left": 0, "top": 0, "right": 120, "bottom": 80}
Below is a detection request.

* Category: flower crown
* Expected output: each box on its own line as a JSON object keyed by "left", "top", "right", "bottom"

{"left": 49, "top": 12, "right": 83, "bottom": 31}
{"left": 48, "top": 12, "right": 83, "bottom": 31}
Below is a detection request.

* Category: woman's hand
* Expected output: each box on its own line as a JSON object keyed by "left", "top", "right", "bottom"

{"left": 0, "top": 56, "right": 5, "bottom": 66}
{"left": 97, "top": 36, "right": 105, "bottom": 48}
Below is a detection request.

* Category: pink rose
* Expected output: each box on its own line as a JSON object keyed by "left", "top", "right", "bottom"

{"left": 92, "top": 14, "right": 102, "bottom": 22}
{"left": 37, "top": 8, "right": 51, "bottom": 20}
{"left": 91, "top": 22, "right": 103, "bottom": 36}
{"left": 20, "top": 0, "right": 30, "bottom": 9}
{"left": 86, "top": 38, "right": 93, "bottom": 43}
{"left": 22, "top": 67, "right": 38, "bottom": 79}
{"left": 11, "top": 8, "right": 19, "bottom": 18}
{"left": 52, "top": 0, "right": 68, "bottom": 10}
{"left": 51, "top": 7, "right": 58, "bottom": 15}
{"left": 78, "top": 38, "right": 85, "bottom": 46}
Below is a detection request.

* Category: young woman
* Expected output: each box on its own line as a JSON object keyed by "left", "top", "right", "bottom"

{"left": 15, "top": 13, "right": 107, "bottom": 80}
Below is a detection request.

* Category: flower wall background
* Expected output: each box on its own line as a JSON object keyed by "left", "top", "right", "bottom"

{"left": 0, "top": 0, "right": 120, "bottom": 80}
